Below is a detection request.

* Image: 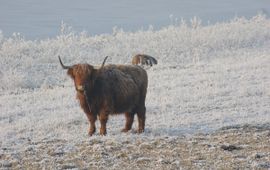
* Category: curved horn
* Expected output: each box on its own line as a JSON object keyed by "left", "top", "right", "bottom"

{"left": 58, "top": 56, "right": 72, "bottom": 69}
{"left": 100, "top": 56, "right": 109, "bottom": 69}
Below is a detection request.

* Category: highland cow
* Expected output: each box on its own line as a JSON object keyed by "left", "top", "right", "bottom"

{"left": 59, "top": 56, "right": 148, "bottom": 136}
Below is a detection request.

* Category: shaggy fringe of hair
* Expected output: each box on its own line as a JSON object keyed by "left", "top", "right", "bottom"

{"left": 75, "top": 64, "right": 94, "bottom": 76}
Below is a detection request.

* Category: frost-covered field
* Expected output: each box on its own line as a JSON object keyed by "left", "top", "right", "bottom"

{"left": 0, "top": 15, "right": 270, "bottom": 168}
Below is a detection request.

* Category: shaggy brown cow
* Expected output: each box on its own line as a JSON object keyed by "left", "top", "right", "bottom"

{"left": 59, "top": 56, "right": 148, "bottom": 136}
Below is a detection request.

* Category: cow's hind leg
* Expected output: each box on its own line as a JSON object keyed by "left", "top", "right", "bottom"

{"left": 121, "top": 112, "right": 135, "bottom": 132}
{"left": 136, "top": 106, "right": 146, "bottom": 133}
{"left": 99, "top": 112, "right": 109, "bottom": 135}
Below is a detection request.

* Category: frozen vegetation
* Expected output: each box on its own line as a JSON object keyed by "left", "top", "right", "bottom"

{"left": 0, "top": 15, "right": 270, "bottom": 169}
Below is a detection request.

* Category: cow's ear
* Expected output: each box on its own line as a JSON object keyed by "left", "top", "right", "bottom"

{"left": 67, "top": 68, "right": 74, "bottom": 78}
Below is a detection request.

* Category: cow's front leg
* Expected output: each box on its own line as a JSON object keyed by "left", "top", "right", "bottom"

{"left": 86, "top": 114, "right": 97, "bottom": 136}
{"left": 77, "top": 93, "right": 96, "bottom": 136}
{"left": 83, "top": 109, "right": 97, "bottom": 136}
{"left": 99, "top": 112, "right": 109, "bottom": 135}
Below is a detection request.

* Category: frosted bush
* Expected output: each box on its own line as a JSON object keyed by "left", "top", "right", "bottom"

{"left": 0, "top": 30, "right": 3, "bottom": 46}
{"left": 0, "top": 14, "right": 270, "bottom": 91}
{"left": 0, "top": 69, "right": 28, "bottom": 90}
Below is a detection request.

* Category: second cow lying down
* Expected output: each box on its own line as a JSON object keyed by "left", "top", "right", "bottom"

{"left": 132, "top": 54, "right": 158, "bottom": 66}
{"left": 59, "top": 56, "right": 152, "bottom": 135}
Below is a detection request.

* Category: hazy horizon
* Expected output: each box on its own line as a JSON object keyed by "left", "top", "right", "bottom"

{"left": 1, "top": 0, "right": 269, "bottom": 39}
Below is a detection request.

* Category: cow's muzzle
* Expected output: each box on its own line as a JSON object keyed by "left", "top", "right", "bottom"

{"left": 76, "top": 85, "right": 85, "bottom": 92}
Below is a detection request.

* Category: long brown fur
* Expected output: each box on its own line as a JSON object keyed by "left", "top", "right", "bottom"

{"left": 63, "top": 60, "right": 148, "bottom": 136}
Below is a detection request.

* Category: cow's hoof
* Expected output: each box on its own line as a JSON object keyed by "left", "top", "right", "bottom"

{"left": 88, "top": 132, "right": 94, "bottom": 136}
{"left": 136, "top": 129, "right": 144, "bottom": 133}
{"left": 88, "top": 129, "right": 96, "bottom": 136}
{"left": 99, "top": 129, "right": 107, "bottom": 136}
{"left": 121, "top": 128, "right": 130, "bottom": 133}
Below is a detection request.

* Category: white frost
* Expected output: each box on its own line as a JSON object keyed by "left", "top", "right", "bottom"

{"left": 0, "top": 15, "right": 269, "bottom": 150}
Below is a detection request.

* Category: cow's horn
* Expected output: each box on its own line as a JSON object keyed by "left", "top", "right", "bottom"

{"left": 58, "top": 56, "right": 72, "bottom": 69}
{"left": 100, "top": 56, "right": 109, "bottom": 69}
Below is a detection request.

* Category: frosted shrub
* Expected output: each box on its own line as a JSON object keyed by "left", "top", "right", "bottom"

{"left": 0, "top": 30, "right": 3, "bottom": 46}
{"left": 0, "top": 14, "right": 270, "bottom": 91}
{"left": 190, "top": 17, "right": 202, "bottom": 29}
{"left": 0, "top": 69, "right": 27, "bottom": 90}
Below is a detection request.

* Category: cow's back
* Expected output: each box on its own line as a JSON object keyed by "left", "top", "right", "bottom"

{"left": 98, "top": 65, "right": 145, "bottom": 113}
{"left": 113, "top": 64, "right": 148, "bottom": 90}
{"left": 103, "top": 64, "right": 148, "bottom": 108}
{"left": 114, "top": 64, "right": 148, "bottom": 104}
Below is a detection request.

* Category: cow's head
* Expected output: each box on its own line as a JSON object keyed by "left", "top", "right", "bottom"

{"left": 59, "top": 56, "right": 108, "bottom": 93}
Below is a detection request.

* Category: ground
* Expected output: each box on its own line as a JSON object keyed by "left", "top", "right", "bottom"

{"left": 1, "top": 124, "right": 269, "bottom": 169}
